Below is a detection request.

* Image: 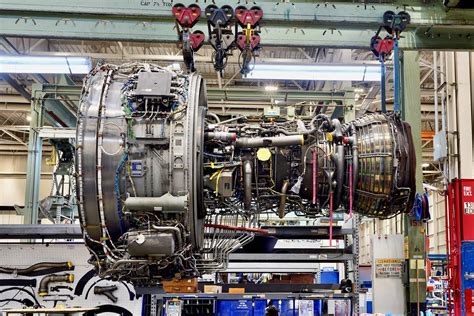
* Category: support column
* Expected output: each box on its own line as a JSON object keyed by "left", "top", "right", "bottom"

{"left": 23, "top": 84, "right": 45, "bottom": 224}
{"left": 401, "top": 50, "right": 426, "bottom": 314}
{"left": 445, "top": 52, "right": 473, "bottom": 180}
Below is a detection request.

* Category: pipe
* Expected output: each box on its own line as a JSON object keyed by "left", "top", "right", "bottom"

{"left": 278, "top": 180, "right": 289, "bottom": 219}
{"left": 312, "top": 149, "right": 317, "bottom": 205}
{"left": 243, "top": 160, "right": 253, "bottom": 209}
{"left": 236, "top": 135, "right": 304, "bottom": 148}
{"left": 349, "top": 164, "right": 353, "bottom": 218}
{"left": 381, "top": 57, "right": 387, "bottom": 113}
{"left": 329, "top": 191, "right": 333, "bottom": 247}
{"left": 314, "top": 114, "right": 333, "bottom": 132}
{"left": 331, "top": 144, "right": 345, "bottom": 209}
{"left": 94, "top": 285, "right": 118, "bottom": 303}
{"left": 393, "top": 38, "right": 400, "bottom": 112}
{"left": 275, "top": 128, "right": 305, "bottom": 136}
{"left": 0, "top": 261, "right": 74, "bottom": 276}
{"left": 326, "top": 118, "right": 344, "bottom": 208}
{"left": 206, "top": 112, "right": 221, "bottom": 123}
{"left": 38, "top": 273, "right": 74, "bottom": 296}
{"left": 348, "top": 124, "right": 358, "bottom": 216}
{"left": 331, "top": 118, "right": 343, "bottom": 140}
{"left": 433, "top": 51, "right": 439, "bottom": 133}
{"left": 205, "top": 132, "right": 236, "bottom": 142}
{"left": 151, "top": 225, "right": 183, "bottom": 250}
{"left": 215, "top": 116, "right": 244, "bottom": 125}
{"left": 124, "top": 193, "right": 188, "bottom": 212}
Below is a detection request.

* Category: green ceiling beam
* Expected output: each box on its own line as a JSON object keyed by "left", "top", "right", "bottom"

{"left": 207, "top": 88, "right": 349, "bottom": 102}
{"left": 0, "top": 1, "right": 473, "bottom": 49}
{"left": 1, "top": 0, "right": 474, "bottom": 26}
{"left": 18, "top": 84, "right": 349, "bottom": 104}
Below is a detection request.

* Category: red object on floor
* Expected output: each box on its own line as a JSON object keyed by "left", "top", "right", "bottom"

{"left": 446, "top": 179, "right": 474, "bottom": 316}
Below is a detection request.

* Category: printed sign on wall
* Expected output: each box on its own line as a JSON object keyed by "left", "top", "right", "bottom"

{"left": 375, "top": 258, "right": 403, "bottom": 278}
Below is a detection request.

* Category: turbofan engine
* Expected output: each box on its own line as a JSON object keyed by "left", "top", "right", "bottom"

{"left": 76, "top": 63, "right": 415, "bottom": 285}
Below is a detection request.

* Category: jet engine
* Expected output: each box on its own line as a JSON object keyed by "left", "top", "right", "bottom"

{"left": 76, "top": 63, "right": 415, "bottom": 285}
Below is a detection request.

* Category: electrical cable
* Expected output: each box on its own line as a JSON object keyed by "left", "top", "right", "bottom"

{"left": 0, "top": 287, "right": 41, "bottom": 306}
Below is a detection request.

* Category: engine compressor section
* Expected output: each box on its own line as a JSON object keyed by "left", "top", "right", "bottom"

{"left": 76, "top": 63, "right": 416, "bottom": 285}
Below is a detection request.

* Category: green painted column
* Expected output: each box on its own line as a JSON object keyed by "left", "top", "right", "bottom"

{"left": 23, "top": 84, "right": 45, "bottom": 224}
{"left": 401, "top": 50, "right": 426, "bottom": 314}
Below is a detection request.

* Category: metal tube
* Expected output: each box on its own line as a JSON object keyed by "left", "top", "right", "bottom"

{"left": 0, "top": 261, "right": 73, "bottom": 275}
{"left": 333, "top": 144, "right": 345, "bottom": 209}
{"left": 205, "top": 132, "right": 236, "bottom": 142}
{"left": 440, "top": 51, "right": 446, "bottom": 131}
{"left": 434, "top": 51, "right": 439, "bottom": 133}
{"left": 206, "top": 112, "right": 221, "bottom": 123}
{"left": 380, "top": 57, "right": 387, "bottom": 113}
{"left": 393, "top": 39, "right": 400, "bottom": 112}
{"left": 312, "top": 149, "right": 317, "bottom": 204}
{"left": 243, "top": 160, "right": 252, "bottom": 209}
{"left": 235, "top": 135, "right": 304, "bottom": 148}
{"left": 38, "top": 274, "right": 74, "bottom": 296}
{"left": 350, "top": 124, "right": 358, "bottom": 215}
{"left": 329, "top": 192, "right": 333, "bottom": 247}
{"left": 124, "top": 193, "right": 187, "bottom": 212}
{"left": 278, "top": 180, "right": 289, "bottom": 219}
{"left": 216, "top": 116, "right": 244, "bottom": 125}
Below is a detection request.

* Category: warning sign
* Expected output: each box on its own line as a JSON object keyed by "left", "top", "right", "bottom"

{"left": 375, "top": 259, "right": 403, "bottom": 278}
{"left": 465, "top": 202, "right": 474, "bottom": 215}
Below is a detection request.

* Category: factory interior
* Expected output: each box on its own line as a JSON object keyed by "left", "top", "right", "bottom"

{"left": 0, "top": 0, "right": 473, "bottom": 315}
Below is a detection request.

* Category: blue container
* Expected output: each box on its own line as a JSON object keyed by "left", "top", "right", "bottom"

{"left": 320, "top": 270, "right": 339, "bottom": 284}
{"left": 217, "top": 300, "right": 252, "bottom": 316}
{"left": 254, "top": 299, "right": 267, "bottom": 315}
{"left": 217, "top": 299, "right": 268, "bottom": 316}
{"left": 269, "top": 299, "right": 297, "bottom": 316}
{"left": 461, "top": 242, "right": 474, "bottom": 314}
{"left": 314, "top": 300, "right": 322, "bottom": 315}
{"left": 367, "top": 300, "right": 373, "bottom": 313}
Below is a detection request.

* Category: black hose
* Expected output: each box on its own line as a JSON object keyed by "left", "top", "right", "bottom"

{"left": 74, "top": 269, "right": 95, "bottom": 296}
{"left": 0, "top": 298, "right": 34, "bottom": 307}
{"left": 0, "top": 287, "right": 41, "bottom": 306}
{"left": 82, "top": 304, "right": 132, "bottom": 316}
{"left": 0, "top": 279, "right": 37, "bottom": 287}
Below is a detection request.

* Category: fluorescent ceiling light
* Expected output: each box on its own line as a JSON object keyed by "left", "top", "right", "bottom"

{"left": 247, "top": 64, "right": 381, "bottom": 81}
{"left": 264, "top": 85, "right": 279, "bottom": 91}
{"left": 171, "top": 63, "right": 181, "bottom": 70}
{"left": 0, "top": 55, "right": 92, "bottom": 74}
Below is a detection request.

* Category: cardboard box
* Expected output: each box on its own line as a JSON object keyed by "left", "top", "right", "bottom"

{"left": 204, "top": 285, "right": 222, "bottom": 294}
{"left": 162, "top": 278, "right": 198, "bottom": 293}
{"left": 228, "top": 288, "right": 245, "bottom": 294}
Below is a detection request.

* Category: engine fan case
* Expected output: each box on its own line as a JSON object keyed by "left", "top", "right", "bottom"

{"left": 76, "top": 67, "right": 207, "bottom": 250}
